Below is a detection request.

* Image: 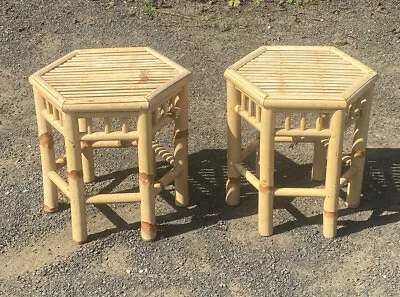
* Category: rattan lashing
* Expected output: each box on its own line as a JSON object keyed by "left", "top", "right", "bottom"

{"left": 30, "top": 47, "right": 191, "bottom": 243}
{"left": 225, "top": 46, "right": 377, "bottom": 238}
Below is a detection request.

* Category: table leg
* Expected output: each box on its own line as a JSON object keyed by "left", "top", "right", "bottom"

{"left": 323, "top": 109, "right": 345, "bottom": 238}
{"left": 138, "top": 111, "right": 156, "bottom": 241}
{"left": 312, "top": 114, "right": 329, "bottom": 181}
{"left": 174, "top": 84, "right": 189, "bottom": 207}
{"left": 34, "top": 89, "right": 58, "bottom": 213}
{"left": 226, "top": 81, "right": 242, "bottom": 206}
{"left": 78, "top": 118, "right": 95, "bottom": 183}
{"left": 259, "top": 109, "right": 276, "bottom": 236}
{"left": 64, "top": 113, "right": 87, "bottom": 244}
{"left": 346, "top": 87, "right": 374, "bottom": 208}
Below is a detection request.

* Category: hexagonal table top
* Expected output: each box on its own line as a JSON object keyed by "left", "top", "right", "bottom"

{"left": 30, "top": 47, "right": 190, "bottom": 111}
{"left": 225, "top": 46, "right": 377, "bottom": 108}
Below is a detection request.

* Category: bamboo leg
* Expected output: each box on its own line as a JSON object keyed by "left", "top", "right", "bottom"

{"left": 323, "top": 109, "right": 345, "bottom": 238}
{"left": 174, "top": 84, "right": 189, "bottom": 207}
{"left": 64, "top": 113, "right": 87, "bottom": 244}
{"left": 226, "top": 81, "right": 242, "bottom": 206}
{"left": 258, "top": 109, "right": 276, "bottom": 236}
{"left": 138, "top": 111, "right": 156, "bottom": 241}
{"left": 346, "top": 87, "right": 374, "bottom": 208}
{"left": 312, "top": 113, "right": 329, "bottom": 181}
{"left": 33, "top": 89, "right": 58, "bottom": 212}
{"left": 78, "top": 118, "right": 95, "bottom": 183}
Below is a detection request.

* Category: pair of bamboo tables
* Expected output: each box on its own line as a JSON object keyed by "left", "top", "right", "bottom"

{"left": 29, "top": 46, "right": 377, "bottom": 243}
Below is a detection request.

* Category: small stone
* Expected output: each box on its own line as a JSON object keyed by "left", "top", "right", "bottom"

{"left": 126, "top": 269, "right": 131, "bottom": 274}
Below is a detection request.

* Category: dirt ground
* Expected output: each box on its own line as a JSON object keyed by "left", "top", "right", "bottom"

{"left": 0, "top": 0, "right": 399, "bottom": 296}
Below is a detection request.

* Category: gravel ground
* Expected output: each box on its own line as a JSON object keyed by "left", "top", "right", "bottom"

{"left": 0, "top": 0, "right": 399, "bottom": 296}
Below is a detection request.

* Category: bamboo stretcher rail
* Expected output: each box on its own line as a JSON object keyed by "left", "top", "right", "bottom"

{"left": 275, "top": 128, "right": 331, "bottom": 138}
{"left": 79, "top": 131, "right": 139, "bottom": 141}
{"left": 154, "top": 165, "right": 184, "bottom": 195}
{"left": 339, "top": 167, "right": 358, "bottom": 187}
{"left": 86, "top": 193, "right": 141, "bottom": 204}
{"left": 233, "top": 163, "right": 259, "bottom": 190}
{"left": 48, "top": 171, "right": 71, "bottom": 199}
{"left": 274, "top": 188, "right": 326, "bottom": 197}
{"left": 233, "top": 163, "right": 327, "bottom": 197}
{"left": 56, "top": 155, "right": 67, "bottom": 170}
{"left": 241, "top": 139, "right": 260, "bottom": 161}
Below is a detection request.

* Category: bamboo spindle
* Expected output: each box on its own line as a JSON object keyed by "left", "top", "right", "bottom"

{"left": 258, "top": 108, "right": 276, "bottom": 236}
{"left": 241, "top": 93, "right": 246, "bottom": 110}
{"left": 284, "top": 113, "right": 291, "bottom": 131}
{"left": 34, "top": 89, "right": 58, "bottom": 212}
{"left": 174, "top": 84, "right": 189, "bottom": 207}
{"left": 64, "top": 113, "right": 87, "bottom": 244}
{"left": 121, "top": 118, "right": 129, "bottom": 133}
{"left": 78, "top": 118, "right": 95, "bottom": 183}
{"left": 52, "top": 105, "right": 59, "bottom": 121}
{"left": 226, "top": 80, "right": 242, "bottom": 206}
{"left": 138, "top": 111, "right": 156, "bottom": 242}
{"left": 104, "top": 117, "right": 111, "bottom": 134}
{"left": 323, "top": 109, "right": 345, "bottom": 238}
{"left": 312, "top": 113, "right": 329, "bottom": 181}
{"left": 300, "top": 113, "right": 306, "bottom": 130}
{"left": 346, "top": 87, "right": 374, "bottom": 208}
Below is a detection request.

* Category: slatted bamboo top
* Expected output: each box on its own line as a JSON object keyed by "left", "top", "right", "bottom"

{"left": 226, "top": 46, "right": 377, "bottom": 109}
{"left": 29, "top": 47, "right": 191, "bottom": 112}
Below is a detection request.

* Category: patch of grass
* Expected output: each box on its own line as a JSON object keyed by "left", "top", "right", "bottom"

{"left": 227, "top": 0, "right": 263, "bottom": 8}
{"left": 139, "top": 0, "right": 157, "bottom": 15}
{"left": 279, "top": 0, "right": 314, "bottom": 6}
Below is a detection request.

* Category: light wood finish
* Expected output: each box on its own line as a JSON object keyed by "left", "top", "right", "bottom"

{"left": 30, "top": 47, "right": 191, "bottom": 243}
{"left": 346, "top": 87, "right": 374, "bottom": 208}
{"left": 323, "top": 110, "right": 345, "bottom": 238}
{"left": 78, "top": 118, "right": 95, "bottom": 183}
{"left": 174, "top": 85, "right": 189, "bottom": 207}
{"left": 226, "top": 46, "right": 377, "bottom": 238}
{"left": 312, "top": 114, "right": 330, "bottom": 181}
{"left": 64, "top": 113, "right": 87, "bottom": 244}
{"left": 34, "top": 88, "right": 58, "bottom": 212}
{"left": 226, "top": 81, "right": 242, "bottom": 206}
{"left": 258, "top": 108, "right": 275, "bottom": 236}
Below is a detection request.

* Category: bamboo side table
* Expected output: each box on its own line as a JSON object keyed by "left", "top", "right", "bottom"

{"left": 29, "top": 47, "right": 191, "bottom": 243}
{"left": 225, "top": 46, "right": 377, "bottom": 238}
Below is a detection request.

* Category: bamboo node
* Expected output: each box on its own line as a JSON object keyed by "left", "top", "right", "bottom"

{"left": 259, "top": 181, "right": 273, "bottom": 194}
{"left": 81, "top": 140, "right": 90, "bottom": 148}
{"left": 44, "top": 204, "right": 59, "bottom": 213}
{"left": 174, "top": 129, "right": 188, "bottom": 140}
{"left": 139, "top": 172, "right": 154, "bottom": 186}
{"left": 227, "top": 176, "right": 241, "bottom": 186}
{"left": 120, "top": 140, "right": 133, "bottom": 147}
{"left": 156, "top": 180, "right": 165, "bottom": 190}
{"left": 141, "top": 221, "right": 156, "bottom": 233}
{"left": 68, "top": 170, "right": 84, "bottom": 180}
{"left": 39, "top": 132, "right": 54, "bottom": 149}
{"left": 352, "top": 151, "right": 365, "bottom": 158}
{"left": 323, "top": 210, "right": 338, "bottom": 218}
